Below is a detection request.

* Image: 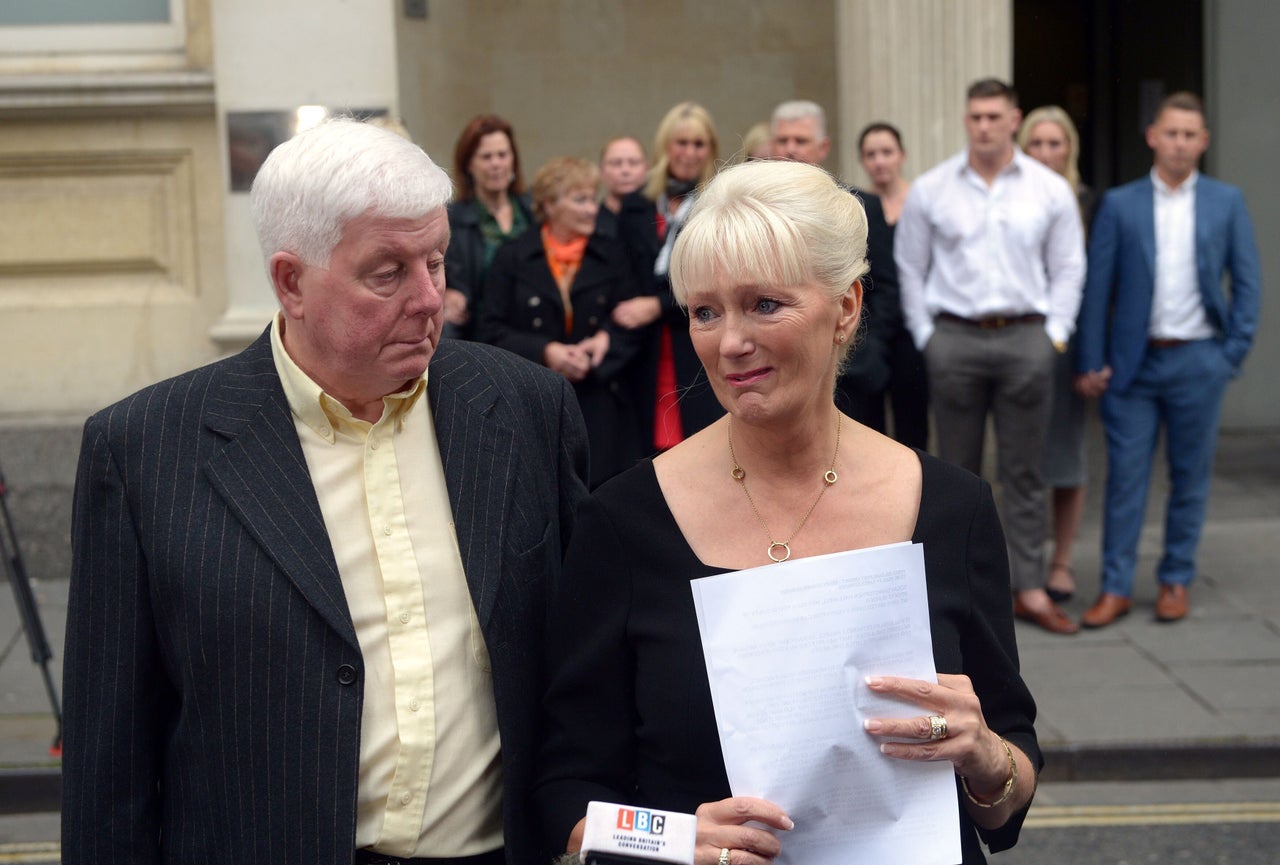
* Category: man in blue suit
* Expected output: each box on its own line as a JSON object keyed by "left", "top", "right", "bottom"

{"left": 1076, "top": 92, "right": 1261, "bottom": 628}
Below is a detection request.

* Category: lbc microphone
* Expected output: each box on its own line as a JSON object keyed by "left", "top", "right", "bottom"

{"left": 579, "top": 800, "right": 697, "bottom": 865}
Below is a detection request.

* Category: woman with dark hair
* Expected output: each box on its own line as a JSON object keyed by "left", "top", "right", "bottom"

{"left": 611, "top": 101, "right": 724, "bottom": 452}
{"left": 479, "top": 157, "right": 643, "bottom": 487}
{"left": 858, "top": 120, "right": 930, "bottom": 451}
{"left": 444, "top": 114, "right": 534, "bottom": 339}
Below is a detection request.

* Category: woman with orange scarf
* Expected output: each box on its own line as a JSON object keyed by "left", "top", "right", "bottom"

{"left": 479, "top": 157, "right": 644, "bottom": 487}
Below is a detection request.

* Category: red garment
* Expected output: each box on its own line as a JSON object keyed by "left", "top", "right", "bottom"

{"left": 653, "top": 325, "right": 684, "bottom": 449}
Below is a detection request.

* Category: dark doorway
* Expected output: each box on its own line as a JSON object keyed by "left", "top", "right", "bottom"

{"left": 1014, "top": 0, "right": 1204, "bottom": 193}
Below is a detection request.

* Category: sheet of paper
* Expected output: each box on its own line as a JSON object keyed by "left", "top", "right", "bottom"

{"left": 690, "top": 543, "right": 961, "bottom": 865}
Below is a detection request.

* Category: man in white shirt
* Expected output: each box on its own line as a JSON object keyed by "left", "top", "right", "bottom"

{"left": 896, "top": 78, "right": 1085, "bottom": 635}
{"left": 1075, "top": 92, "right": 1260, "bottom": 628}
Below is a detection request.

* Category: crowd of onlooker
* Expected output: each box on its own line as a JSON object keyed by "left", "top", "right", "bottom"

{"left": 434, "top": 100, "right": 927, "bottom": 489}
{"left": 427, "top": 83, "right": 1259, "bottom": 636}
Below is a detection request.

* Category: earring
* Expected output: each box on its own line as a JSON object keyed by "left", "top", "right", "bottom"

{"left": 837, "top": 333, "right": 848, "bottom": 344}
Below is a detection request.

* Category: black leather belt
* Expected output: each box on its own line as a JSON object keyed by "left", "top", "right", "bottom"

{"left": 938, "top": 312, "right": 1046, "bottom": 329}
{"left": 354, "top": 849, "right": 504, "bottom": 865}
{"left": 1148, "top": 338, "right": 1191, "bottom": 348}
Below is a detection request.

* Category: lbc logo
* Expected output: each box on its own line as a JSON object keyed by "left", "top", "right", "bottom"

{"left": 616, "top": 808, "right": 666, "bottom": 835}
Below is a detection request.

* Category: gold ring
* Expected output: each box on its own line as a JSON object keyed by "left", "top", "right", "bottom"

{"left": 928, "top": 714, "right": 948, "bottom": 741}
{"left": 719, "top": 848, "right": 732, "bottom": 865}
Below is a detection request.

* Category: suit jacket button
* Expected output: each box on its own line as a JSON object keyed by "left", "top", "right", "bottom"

{"left": 529, "top": 296, "right": 541, "bottom": 306}
{"left": 336, "top": 664, "right": 357, "bottom": 685}
{"left": 532, "top": 317, "right": 543, "bottom": 328}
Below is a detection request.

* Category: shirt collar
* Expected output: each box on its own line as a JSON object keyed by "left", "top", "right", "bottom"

{"left": 1151, "top": 168, "right": 1199, "bottom": 196}
{"left": 269, "top": 313, "right": 427, "bottom": 442}
{"left": 960, "top": 147, "right": 1024, "bottom": 181}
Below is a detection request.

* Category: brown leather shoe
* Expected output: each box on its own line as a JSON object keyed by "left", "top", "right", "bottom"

{"left": 1013, "top": 597, "right": 1080, "bottom": 635}
{"left": 1155, "top": 584, "right": 1190, "bottom": 622}
{"left": 1081, "top": 593, "right": 1131, "bottom": 628}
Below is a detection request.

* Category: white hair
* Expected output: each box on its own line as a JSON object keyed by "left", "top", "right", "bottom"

{"left": 250, "top": 116, "right": 452, "bottom": 267}
{"left": 770, "top": 100, "right": 827, "bottom": 139}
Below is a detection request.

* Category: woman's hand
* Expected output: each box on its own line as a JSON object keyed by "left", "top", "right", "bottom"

{"left": 578, "top": 330, "right": 611, "bottom": 367}
{"left": 543, "top": 341, "right": 591, "bottom": 382}
{"left": 612, "top": 296, "right": 662, "bottom": 329}
{"left": 692, "top": 797, "right": 792, "bottom": 865}
{"left": 565, "top": 798, "right": 792, "bottom": 864}
{"left": 862, "top": 674, "right": 1034, "bottom": 826}
{"left": 1073, "top": 365, "right": 1111, "bottom": 398}
{"left": 442, "top": 288, "right": 470, "bottom": 325}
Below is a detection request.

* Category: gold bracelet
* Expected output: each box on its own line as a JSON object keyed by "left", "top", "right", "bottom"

{"left": 961, "top": 737, "right": 1017, "bottom": 808}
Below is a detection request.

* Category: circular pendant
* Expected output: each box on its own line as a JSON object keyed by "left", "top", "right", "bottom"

{"left": 768, "top": 542, "right": 791, "bottom": 563}
{"left": 732, "top": 467, "right": 746, "bottom": 481}
{"left": 824, "top": 470, "right": 838, "bottom": 485}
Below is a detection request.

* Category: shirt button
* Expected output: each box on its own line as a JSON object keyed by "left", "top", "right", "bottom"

{"left": 399, "top": 611, "right": 410, "bottom": 624}
{"left": 320, "top": 427, "right": 331, "bottom": 437}
{"left": 410, "top": 699, "right": 420, "bottom": 711}
{"left": 370, "top": 438, "right": 379, "bottom": 450}
{"left": 383, "top": 525, "right": 392, "bottom": 536}
{"left": 401, "top": 792, "right": 412, "bottom": 805}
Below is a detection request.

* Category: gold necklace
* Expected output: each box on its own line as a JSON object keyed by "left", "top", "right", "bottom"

{"left": 727, "top": 414, "right": 841, "bottom": 563}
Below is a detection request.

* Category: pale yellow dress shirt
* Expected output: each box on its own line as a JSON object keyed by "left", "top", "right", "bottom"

{"left": 271, "top": 315, "right": 503, "bottom": 857}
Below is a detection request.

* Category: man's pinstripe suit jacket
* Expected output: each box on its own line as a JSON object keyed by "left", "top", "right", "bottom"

{"left": 61, "top": 329, "right": 590, "bottom": 865}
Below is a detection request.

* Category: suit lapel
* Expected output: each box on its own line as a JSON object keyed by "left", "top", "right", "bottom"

{"left": 428, "top": 342, "right": 517, "bottom": 629}
{"left": 1138, "top": 177, "right": 1157, "bottom": 280}
{"left": 1194, "top": 181, "right": 1214, "bottom": 297}
{"left": 202, "top": 330, "right": 358, "bottom": 649}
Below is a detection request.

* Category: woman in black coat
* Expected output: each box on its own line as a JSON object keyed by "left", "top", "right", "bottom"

{"left": 479, "top": 157, "right": 644, "bottom": 487}
{"left": 611, "top": 101, "right": 725, "bottom": 451}
{"left": 445, "top": 114, "right": 535, "bottom": 339}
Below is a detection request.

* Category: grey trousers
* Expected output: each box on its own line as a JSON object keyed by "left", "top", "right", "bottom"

{"left": 924, "top": 318, "right": 1055, "bottom": 592}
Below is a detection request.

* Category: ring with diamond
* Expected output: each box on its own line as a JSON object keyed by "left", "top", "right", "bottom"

{"left": 928, "top": 714, "right": 948, "bottom": 741}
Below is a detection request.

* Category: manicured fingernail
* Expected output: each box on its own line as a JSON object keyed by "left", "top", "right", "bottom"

{"left": 865, "top": 676, "right": 883, "bottom": 687}
{"left": 863, "top": 718, "right": 882, "bottom": 733}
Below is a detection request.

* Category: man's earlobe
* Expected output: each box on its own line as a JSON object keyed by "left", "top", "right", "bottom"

{"left": 270, "top": 252, "right": 306, "bottom": 316}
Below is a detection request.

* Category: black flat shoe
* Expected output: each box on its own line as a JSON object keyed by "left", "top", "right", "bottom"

{"left": 1046, "top": 563, "right": 1075, "bottom": 603}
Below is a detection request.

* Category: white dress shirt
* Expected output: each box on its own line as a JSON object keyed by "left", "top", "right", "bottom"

{"left": 1149, "top": 169, "right": 1214, "bottom": 340}
{"left": 896, "top": 148, "right": 1086, "bottom": 349}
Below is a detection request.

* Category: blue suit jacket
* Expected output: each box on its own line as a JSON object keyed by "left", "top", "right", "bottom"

{"left": 1076, "top": 173, "right": 1261, "bottom": 391}
{"left": 62, "top": 331, "right": 590, "bottom": 865}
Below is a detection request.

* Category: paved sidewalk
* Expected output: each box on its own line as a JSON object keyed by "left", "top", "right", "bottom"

{"left": 1019, "top": 423, "right": 1280, "bottom": 780}
{"left": 1, "top": 424, "right": 1278, "bottom": 812}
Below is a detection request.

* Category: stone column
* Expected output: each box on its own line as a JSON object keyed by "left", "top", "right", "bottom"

{"left": 835, "top": 0, "right": 1012, "bottom": 185}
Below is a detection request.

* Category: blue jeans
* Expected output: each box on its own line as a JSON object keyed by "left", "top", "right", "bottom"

{"left": 1098, "top": 339, "right": 1233, "bottom": 597}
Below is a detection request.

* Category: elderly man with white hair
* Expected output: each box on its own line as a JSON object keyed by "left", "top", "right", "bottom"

{"left": 62, "top": 117, "right": 590, "bottom": 865}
